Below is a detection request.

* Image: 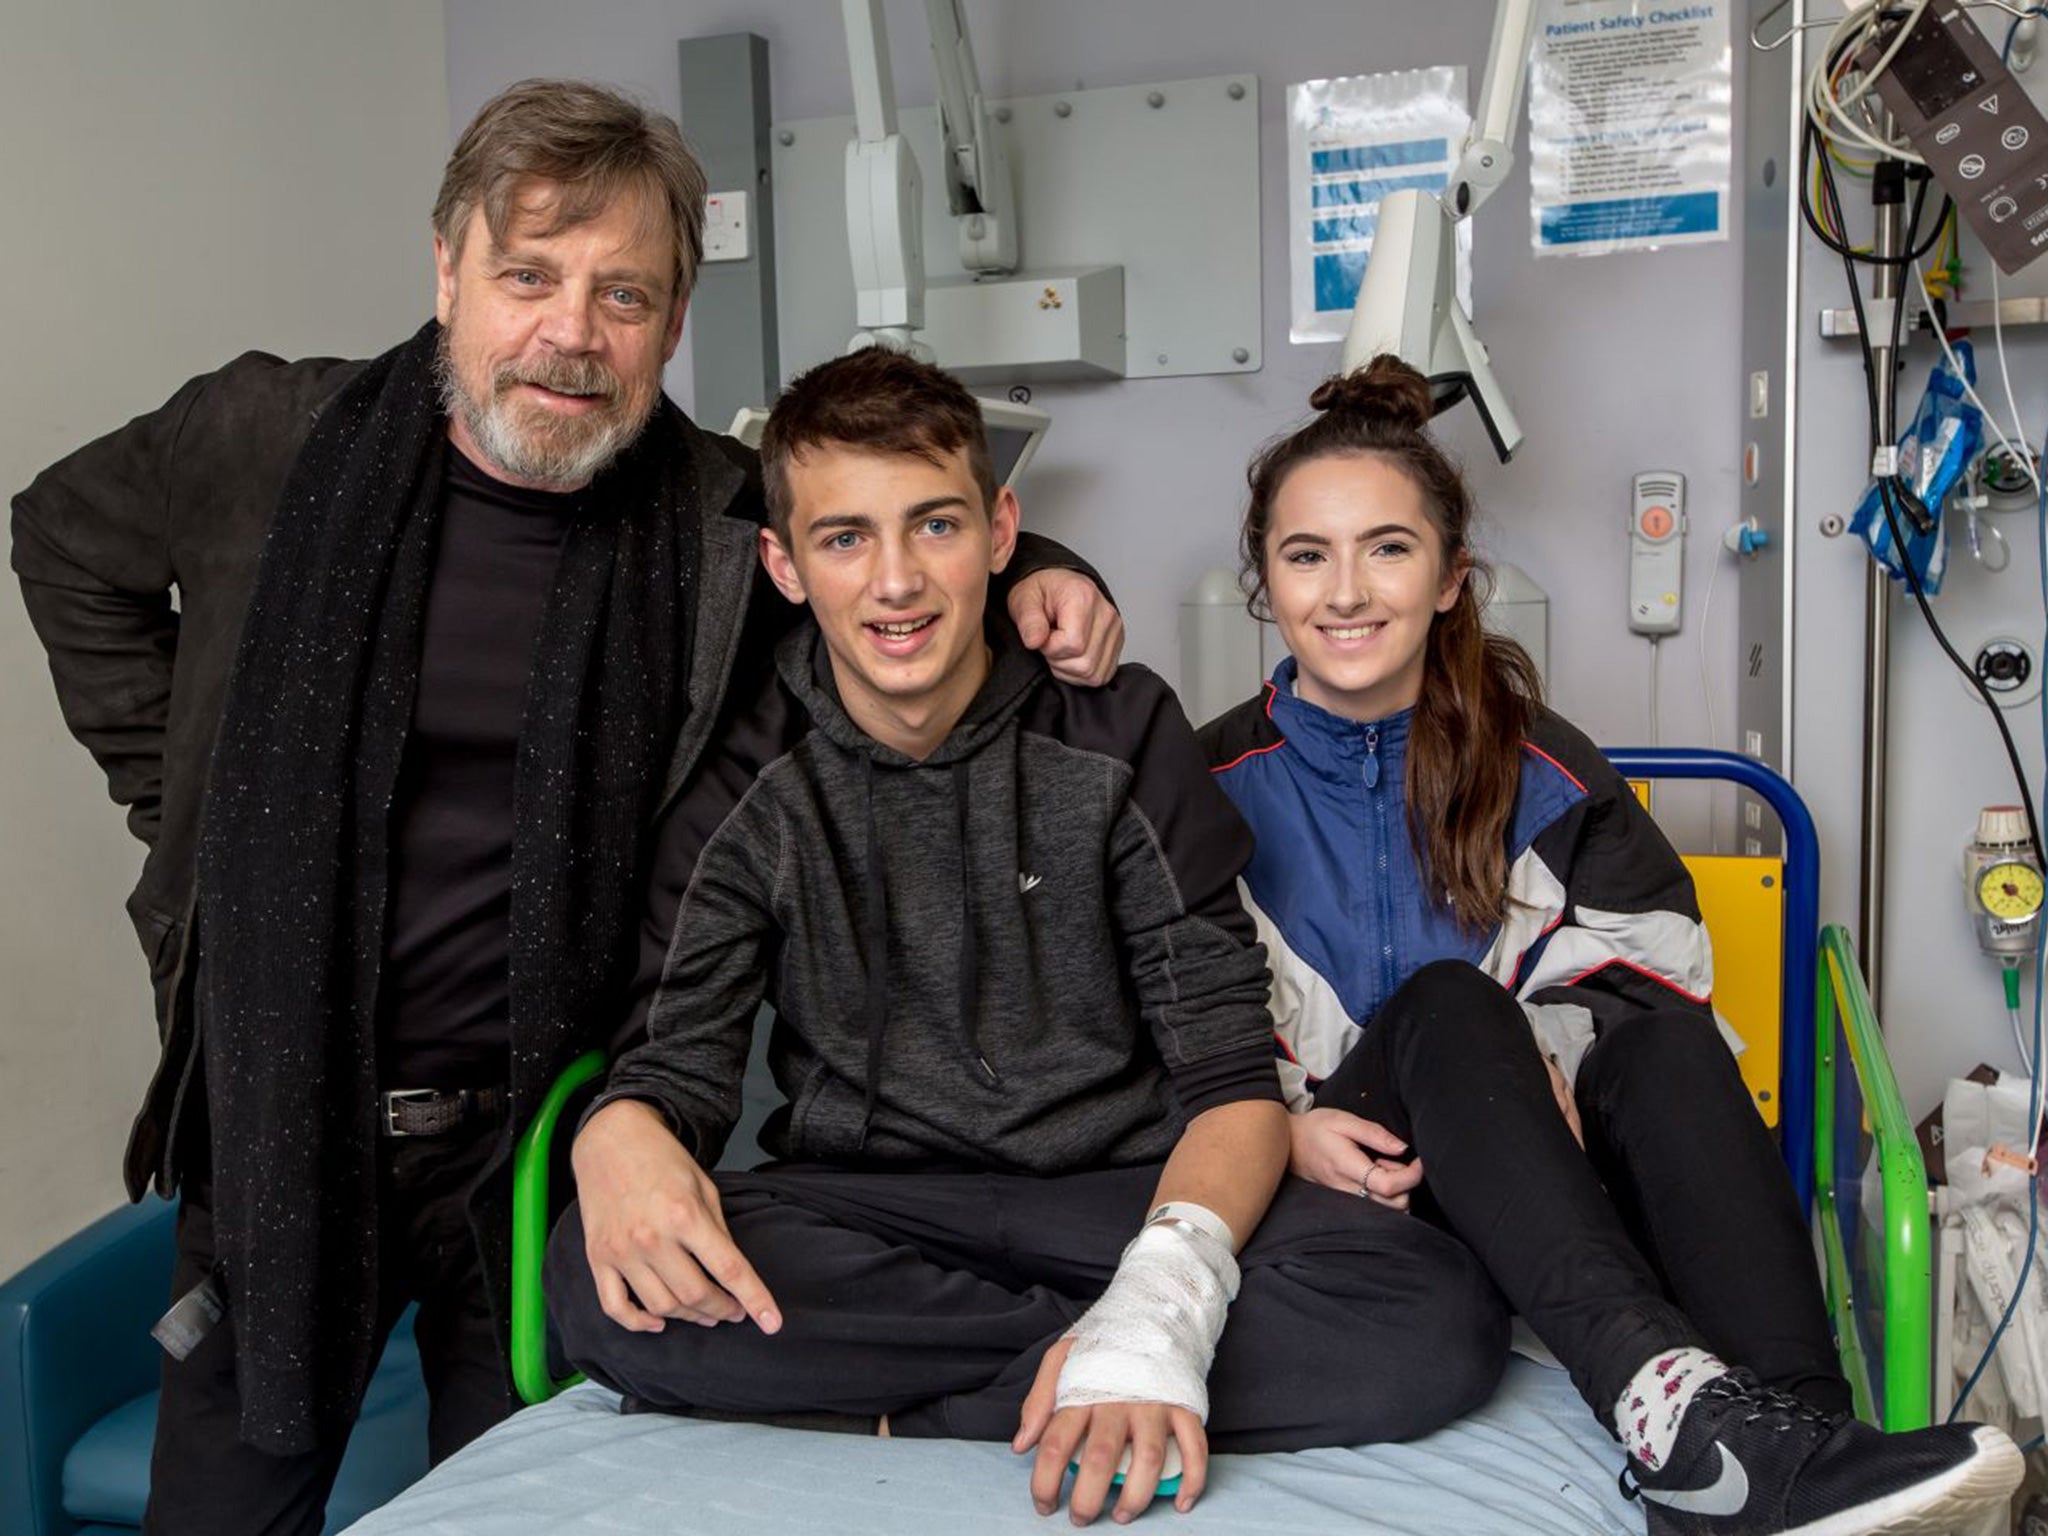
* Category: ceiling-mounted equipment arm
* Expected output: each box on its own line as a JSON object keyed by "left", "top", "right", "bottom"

{"left": 924, "top": 0, "right": 1018, "bottom": 274}
{"left": 1446, "top": 0, "right": 1538, "bottom": 218}
{"left": 1339, "top": 0, "right": 1533, "bottom": 460}
{"left": 843, "top": 0, "right": 928, "bottom": 352}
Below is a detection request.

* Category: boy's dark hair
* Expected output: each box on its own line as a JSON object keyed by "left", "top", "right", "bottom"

{"left": 760, "top": 347, "right": 996, "bottom": 537}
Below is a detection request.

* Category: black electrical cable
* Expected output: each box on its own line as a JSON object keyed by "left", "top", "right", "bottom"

{"left": 1797, "top": 10, "right": 1954, "bottom": 269}
{"left": 1798, "top": 117, "right": 1953, "bottom": 269}
{"left": 1813, "top": 133, "right": 1889, "bottom": 461}
{"left": 1872, "top": 483, "right": 2042, "bottom": 872}
{"left": 1879, "top": 163, "right": 1937, "bottom": 535}
{"left": 1813, "top": 128, "right": 2048, "bottom": 867}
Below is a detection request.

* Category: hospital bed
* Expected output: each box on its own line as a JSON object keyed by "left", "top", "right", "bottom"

{"left": 0, "top": 755, "right": 1931, "bottom": 1535}
{"left": 339, "top": 751, "right": 1926, "bottom": 1535}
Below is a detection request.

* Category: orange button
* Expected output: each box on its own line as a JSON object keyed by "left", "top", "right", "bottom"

{"left": 1641, "top": 505, "right": 1675, "bottom": 539}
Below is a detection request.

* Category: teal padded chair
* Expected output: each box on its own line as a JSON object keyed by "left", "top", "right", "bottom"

{"left": 0, "top": 1198, "right": 429, "bottom": 1535}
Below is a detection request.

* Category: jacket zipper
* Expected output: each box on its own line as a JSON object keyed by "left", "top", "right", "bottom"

{"left": 1363, "top": 724, "right": 1399, "bottom": 1009}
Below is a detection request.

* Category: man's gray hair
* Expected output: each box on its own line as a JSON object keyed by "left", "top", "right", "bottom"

{"left": 433, "top": 79, "right": 708, "bottom": 302}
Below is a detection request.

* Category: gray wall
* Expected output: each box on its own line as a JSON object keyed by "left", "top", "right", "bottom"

{"left": 0, "top": 2, "right": 450, "bottom": 1278}
{"left": 445, "top": 0, "right": 1748, "bottom": 847}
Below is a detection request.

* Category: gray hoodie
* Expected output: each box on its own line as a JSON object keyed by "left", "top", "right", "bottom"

{"left": 597, "top": 620, "right": 1282, "bottom": 1173}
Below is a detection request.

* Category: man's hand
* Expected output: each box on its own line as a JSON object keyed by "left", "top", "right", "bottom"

{"left": 1010, "top": 568, "right": 1124, "bottom": 687}
{"left": 1288, "top": 1107, "right": 1424, "bottom": 1210}
{"left": 570, "top": 1099, "right": 782, "bottom": 1335}
{"left": 1015, "top": 1337, "right": 1209, "bottom": 1523}
{"left": 1543, "top": 1055, "right": 1586, "bottom": 1148}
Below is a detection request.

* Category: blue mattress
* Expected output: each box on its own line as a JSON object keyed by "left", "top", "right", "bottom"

{"left": 343, "top": 1357, "right": 1637, "bottom": 1534}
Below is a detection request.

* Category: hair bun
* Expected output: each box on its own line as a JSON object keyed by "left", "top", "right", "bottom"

{"left": 1308, "top": 355, "right": 1434, "bottom": 432}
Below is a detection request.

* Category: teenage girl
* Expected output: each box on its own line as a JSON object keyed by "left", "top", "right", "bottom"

{"left": 1198, "top": 355, "right": 2018, "bottom": 1535}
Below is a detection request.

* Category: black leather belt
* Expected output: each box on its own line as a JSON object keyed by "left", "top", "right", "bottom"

{"left": 379, "top": 1085, "right": 508, "bottom": 1138}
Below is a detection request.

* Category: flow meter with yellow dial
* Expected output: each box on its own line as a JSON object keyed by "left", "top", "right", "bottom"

{"left": 1967, "top": 808, "right": 2045, "bottom": 960}
{"left": 1978, "top": 861, "right": 2046, "bottom": 923}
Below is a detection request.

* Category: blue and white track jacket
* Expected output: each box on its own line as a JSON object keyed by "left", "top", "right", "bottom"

{"left": 1199, "top": 660, "right": 1717, "bottom": 1110}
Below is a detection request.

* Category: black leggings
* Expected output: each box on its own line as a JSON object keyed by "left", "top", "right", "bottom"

{"left": 1315, "top": 959, "right": 1849, "bottom": 1422}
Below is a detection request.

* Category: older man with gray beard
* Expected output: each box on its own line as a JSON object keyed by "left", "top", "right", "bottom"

{"left": 10, "top": 79, "right": 1120, "bottom": 1536}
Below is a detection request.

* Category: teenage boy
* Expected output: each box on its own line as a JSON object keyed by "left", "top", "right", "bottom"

{"left": 547, "top": 347, "right": 1510, "bottom": 1523}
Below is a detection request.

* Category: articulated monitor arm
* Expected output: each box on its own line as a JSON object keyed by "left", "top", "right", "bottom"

{"left": 844, "top": 0, "right": 929, "bottom": 352}
{"left": 924, "top": 0, "right": 1018, "bottom": 274}
{"left": 1341, "top": 0, "right": 1535, "bottom": 461}
{"left": 841, "top": 0, "right": 1020, "bottom": 354}
{"left": 1448, "top": 0, "right": 1538, "bottom": 219}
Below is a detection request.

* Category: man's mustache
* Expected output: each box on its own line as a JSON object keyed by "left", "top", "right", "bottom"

{"left": 494, "top": 356, "right": 622, "bottom": 405}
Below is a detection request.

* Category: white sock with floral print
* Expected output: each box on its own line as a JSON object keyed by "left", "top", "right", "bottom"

{"left": 1614, "top": 1347, "right": 1729, "bottom": 1472}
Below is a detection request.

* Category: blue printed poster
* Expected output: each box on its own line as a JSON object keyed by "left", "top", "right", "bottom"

{"left": 1529, "top": 0, "right": 1732, "bottom": 256}
{"left": 1287, "top": 68, "right": 1470, "bottom": 345}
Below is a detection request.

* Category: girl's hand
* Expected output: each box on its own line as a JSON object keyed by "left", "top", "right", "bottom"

{"left": 1289, "top": 1107, "right": 1424, "bottom": 1210}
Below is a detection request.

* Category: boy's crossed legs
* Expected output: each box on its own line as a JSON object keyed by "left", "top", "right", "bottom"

{"left": 548, "top": 1161, "right": 1509, "bottom": 1452}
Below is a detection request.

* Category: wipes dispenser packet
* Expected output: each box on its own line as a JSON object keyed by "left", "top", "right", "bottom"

{"left": 1849, "top": 339, "right": 1983, "bottom": 596}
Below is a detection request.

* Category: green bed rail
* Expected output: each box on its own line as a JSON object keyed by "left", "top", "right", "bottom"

{"left": 510, "top": 1048, "right": 607, "bottom": 1406}
{"left": 1813, "top": 925, "right": 1932, "bottom": 1430}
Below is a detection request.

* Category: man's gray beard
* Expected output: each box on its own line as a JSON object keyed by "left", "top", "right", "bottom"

{"left": 433, "top": 333, "right": 655, "bottom": 491}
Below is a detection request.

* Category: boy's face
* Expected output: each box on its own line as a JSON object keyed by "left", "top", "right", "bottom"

{"left": 761, "top": 441, "right": 1019, "bottom": 747}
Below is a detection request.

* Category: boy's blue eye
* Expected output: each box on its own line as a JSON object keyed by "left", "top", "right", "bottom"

{"left": 924, "top": 517, "right": 956, "bottom": 536}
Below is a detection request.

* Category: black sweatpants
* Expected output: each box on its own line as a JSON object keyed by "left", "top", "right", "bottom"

{"left": 142, "top": 1126, "right": 517, "bottom": 1536}
{"left": 1313, "top": 959, "right": 1849, "bottom": 1425}
{"left": 548, "top": 1157, "right": 1510, "bottom": 1452}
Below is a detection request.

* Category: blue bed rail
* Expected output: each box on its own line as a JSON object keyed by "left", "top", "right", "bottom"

{"left": 1602, "top": 748, "right": 1820, "bottom": 1215}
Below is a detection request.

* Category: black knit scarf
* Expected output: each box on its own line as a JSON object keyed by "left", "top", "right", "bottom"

{"left": 195, "top": 321, "right": 688, "bottom": 1453}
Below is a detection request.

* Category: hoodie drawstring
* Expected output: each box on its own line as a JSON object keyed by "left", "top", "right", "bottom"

{"left": 858, "top": 754, "right": 888, "bottom": 1147}
{"left": 956, "top": 759, "right": 998, "bottom": 1087}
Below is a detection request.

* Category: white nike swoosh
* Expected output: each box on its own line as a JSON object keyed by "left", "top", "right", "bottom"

{"left": 1019, "top": 873, "right": 1043, "bottom": 893}
{"left": 1637, "top": 1443, "right": 1751, "bottom": 1518}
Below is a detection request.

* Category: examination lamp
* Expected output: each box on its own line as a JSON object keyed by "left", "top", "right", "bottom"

{"left": 1341, "top": 0, "right": 1536, "bottom": 462}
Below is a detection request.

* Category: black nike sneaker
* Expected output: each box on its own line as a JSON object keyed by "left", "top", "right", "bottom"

{"left": 1620, "top": 1372, "right": 2022, "bottom": 1535}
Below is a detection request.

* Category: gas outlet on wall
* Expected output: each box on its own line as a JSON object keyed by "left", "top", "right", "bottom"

{"left": 1971, "top": 637, "right": 2043, "bottom": 708}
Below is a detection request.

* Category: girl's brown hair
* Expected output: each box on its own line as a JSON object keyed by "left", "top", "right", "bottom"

{"left": 1241, "top": 354, "right": 1543, "bottom": 929}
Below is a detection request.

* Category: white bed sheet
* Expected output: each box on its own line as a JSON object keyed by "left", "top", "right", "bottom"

{"left": 344, "top": 1357, "right": 1639, "bottom": 1535}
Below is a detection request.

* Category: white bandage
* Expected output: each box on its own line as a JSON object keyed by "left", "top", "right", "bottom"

{"left": 1054, "top": 1206, "right": 1241, "bottom": 1422}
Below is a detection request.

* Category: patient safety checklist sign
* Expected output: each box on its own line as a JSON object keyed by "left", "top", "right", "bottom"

{"left": 1528, "top": 0, "right": 1732, "bottom": 256}
{"left": 1286, "top": 68, "right": 1471, "bottom": 344}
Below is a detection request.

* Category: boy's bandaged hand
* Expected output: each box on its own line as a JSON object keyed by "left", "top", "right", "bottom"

{"left": 1054, "top": 1217, "right": 1241, "bottom": 1421}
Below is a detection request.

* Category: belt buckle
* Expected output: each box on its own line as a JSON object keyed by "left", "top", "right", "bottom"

{"left": 382, "top": 1088, "right": 439, "bottom": 1138}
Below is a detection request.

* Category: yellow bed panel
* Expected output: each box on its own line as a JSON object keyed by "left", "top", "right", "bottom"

{"left": 1686, "top": 854, "right": 1785, "bottom": 1126}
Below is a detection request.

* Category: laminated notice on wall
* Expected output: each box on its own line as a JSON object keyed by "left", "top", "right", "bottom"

{"left": 1528, "top": 0, "right": 1731, "bottom": 256}
{"left": 1288, "top": 68, "right": 1470, "bottom": 345}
